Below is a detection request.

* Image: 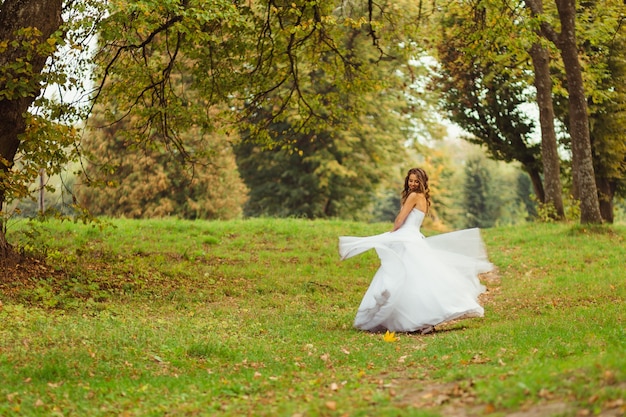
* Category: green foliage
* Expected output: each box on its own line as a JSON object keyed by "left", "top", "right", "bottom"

{"left": 463, "top": 155, "right": 500, "bottom": 228}
{"left": 234, "top": 23, "right": 415, "bottom": 219}
{"left": 516, "top": 171, "right": 537, "bottom": 220}
{"left": 535, "top": 199, "right": 561, "bottom": 223}
{"left": 91, "top": 0, "right": 426, "bottom": 156}
{"left": 0, "top": 0, "right": 102, "bottom": 176}
{"left": 431, "top": 2, "right": 542, "bottom": 178}
{"left": 588, "top": 19, "right": 626, "bottom": 204}
{"left": 76, "top": 106, "right": 248, "bottom": 220}
{"left": 533, "top": 193, "right": 585, "bottom": 225}
{"left": 0, "top": 218, "right": 624, "bottom": 415}
{"left": 2, "top": 114, "right": 80, "bottom": 207}
{"left": 1, "top": 0, "right": 431, "bottom": 251}
{"left": 428, "top": 0, "right": 625, "bottom": 223}
{"left": 232, "top": 16, "right": 448, "bottom": 220}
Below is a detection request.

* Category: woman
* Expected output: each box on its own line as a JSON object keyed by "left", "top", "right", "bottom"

{"left": 339, "top": 167, "right": 493, "bottom": 334}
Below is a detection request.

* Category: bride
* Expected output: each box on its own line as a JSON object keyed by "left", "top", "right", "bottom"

{"left": 339, "top": 167, "right": 494, "bottom": 334}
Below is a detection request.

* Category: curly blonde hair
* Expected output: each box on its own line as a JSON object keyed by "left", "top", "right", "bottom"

{"left": 401, "top": 167, "right": 431, "bottom": 208}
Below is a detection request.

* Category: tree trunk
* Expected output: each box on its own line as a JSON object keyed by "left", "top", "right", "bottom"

{"left": 595, "top": 177, "right": 615, "bottom": 223}
{"left": 0, "top": 0, "right": 64, "bottom": 258}
{"left": 0, "top": 225, "right": 10, "bottom": 259}
{"left": 529, "top": 42, "right": 565, "bottom": 219}
{"left": 526, "top": 166, "right": 545, "bottom": 204}
{"left": 554, "top": 0, "right": 602, "bottom": 224}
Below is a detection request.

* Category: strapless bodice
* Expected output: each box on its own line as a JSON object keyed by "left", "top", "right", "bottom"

{"left": 401, "top": 208, "right": 425, "bottom": 231}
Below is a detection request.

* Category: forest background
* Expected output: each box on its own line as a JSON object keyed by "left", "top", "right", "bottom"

{"left": 0, "top": 0, "right": 625, "bottom": 255}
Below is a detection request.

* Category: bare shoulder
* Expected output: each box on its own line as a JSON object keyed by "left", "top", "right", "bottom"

{"left": 412, "top": 192, "right": 428, "bottom": 212}
{"left": 406, "top": 191, "right": 426, "bottom": 202}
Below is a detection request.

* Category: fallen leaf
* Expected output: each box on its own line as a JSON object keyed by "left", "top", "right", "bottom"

{"left": 603, "top": 370, "right": 616, "bottom": 384}
{"left": 383, "top": 330, "right": 398, "bottom": 342}
{"left": 538, "top": 388, "right": 553, "bottom": 399}
{"left": 470, "top": 354, "right": 490, "bottom": 364}
{"left": 604, "top": 398, "right": 624, "bottom": 408}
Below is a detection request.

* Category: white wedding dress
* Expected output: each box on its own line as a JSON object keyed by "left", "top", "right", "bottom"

{"left": 339, "top": 209, "right": 493, "bottom": 333}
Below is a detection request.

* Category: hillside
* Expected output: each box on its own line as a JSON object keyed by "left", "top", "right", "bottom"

{"left": 1, "top": 218, "right": 624, "bottom": 416}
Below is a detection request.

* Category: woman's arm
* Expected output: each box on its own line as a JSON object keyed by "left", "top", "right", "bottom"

{"left": 393, "top": 199, "right": 414, "bottom": 231}
{"left": 393, "top": 192, "right": 423, "bottom": 231}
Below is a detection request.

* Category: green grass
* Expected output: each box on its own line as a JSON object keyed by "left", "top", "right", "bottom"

{"left": 0, "top": 218, "right": 624, "bottom": 416}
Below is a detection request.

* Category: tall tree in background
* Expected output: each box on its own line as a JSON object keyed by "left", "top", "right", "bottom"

{"left": 433, "top": 3, "right": 546, "bottom": 205}
{"left": 531, "top": 0, "right": 626, "bottom": 222}
{"left": 435, "top": 0, "right": 623, "bottom": 224}
{"left": 235, "top": 74, "right": 411, "bottom": 219}
{"left": 235, "top": 125, "right": 401, "bottom": 219}
{"left": 433, "top": 41, "right": 545, "bottom": 201}
{"left": 584, "top": 7, "right": 626, "bottom": 223}
{"left": 433, "top": 0, "right": 564, "bottom": 220}
{"left": 528, "top": 40, "right": 565, "bottom": 219}
{"left": 525, "top": 0, "right": 602, "bottom": 223}
{"left": 77, "top": 107, "right": 247, "bottom": 219}
{"left": 234, "top": 4, "right": 430, "bottom": 219}
{"left": 517, "top": 171, "right": 538, "bottom": 220}
{"left": 463, "top": 155, "right": 500, "bottom": 228}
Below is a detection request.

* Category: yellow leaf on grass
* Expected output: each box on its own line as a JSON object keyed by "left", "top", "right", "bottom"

{"left": 383, "top": 330, "right": 398, "bottom": 342}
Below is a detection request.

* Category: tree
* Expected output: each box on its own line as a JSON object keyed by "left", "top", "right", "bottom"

{"left": 235, "top": 109, "right": 409, "bottom": 220}
{"left": 524, "top": 0, "right": 625, "bottom": 222}
{"left": 434, "top": 0, "right": 625, "bottom": 224}
{"left": 525, "top": 0, "right": 602, "bottom": 223}
{"left": 0, "top": 0, "right": 427, "bottom": 258}
{"left": 589, "top": 69, "right": 626, "bottom": 222}
{"left": 433, "top": 38, "right": 545, "bottom": 203}
{"left": 517, "top": 171, "right": 538, "bottom": 220}
{"left": 77, "top": 107, "right": 248, "bottom": 220}
{"left": 528, "top": 40, "right": 565, "bottom": 219}
{"left": 463, "top": 155, "right": 500, "bottom": 228}
{"left": 234, "top": 19, "right": 419, "bottom": 220}
{"left": 432, "top": 3, "right": 547, "bottom": 206}
{"left": 584, "top": 5, "right": 626, "bottom": 223}
{"left": 0, "top": 0, "right": 64, "bottom": 255}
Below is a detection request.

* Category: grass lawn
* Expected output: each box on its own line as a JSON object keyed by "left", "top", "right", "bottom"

{"left": 0, "top": 218, "right": 624, "bottom": 416}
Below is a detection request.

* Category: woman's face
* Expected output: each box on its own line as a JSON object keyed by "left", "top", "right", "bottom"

{"left": 408, "top": 173, "right": 420, "bottom": 191}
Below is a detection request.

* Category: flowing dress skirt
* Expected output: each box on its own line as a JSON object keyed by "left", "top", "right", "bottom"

{"left": 339, "top": 210, "right": 493, "bottom": 332}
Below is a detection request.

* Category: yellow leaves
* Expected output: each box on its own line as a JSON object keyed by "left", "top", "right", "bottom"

{"left": 383, "top": 330, "right": 398, "bottom": 342}
{"left": 342, "top": 16, "right": 368, "bottom": 29}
